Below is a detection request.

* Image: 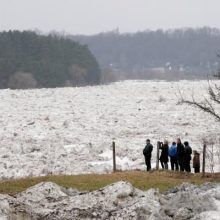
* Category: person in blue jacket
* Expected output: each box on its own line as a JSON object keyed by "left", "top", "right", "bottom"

{"left": 168, "top": 142, "right": 179, "bottom": 171}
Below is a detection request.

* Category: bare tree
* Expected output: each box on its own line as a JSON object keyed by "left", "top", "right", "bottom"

{"left": 100, "top": 68, "right": 117, "bottom": 84}
{"left": 202, "top": 137, "right": 220, "bottom": 173}
{"left": 8, "top": 72, "right": 37, "bottom": 89}
{"left": 206, "top": 140, "right": 215, "bottom": 173}
{"left": 214, "top": 54, "right": 220, "bottom": 78}
{"left": 179, "top": 65, "right": 220, "bottom": 173}
{"left": 179, "top": 80, "right": 220, "bottom": 122}
{"left": 66, "top": 64, "right": 88, "bottom": 86}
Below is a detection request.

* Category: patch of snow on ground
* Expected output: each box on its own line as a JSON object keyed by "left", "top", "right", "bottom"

{"left": 0, "top": 181, "right": 219, "bottom": 219}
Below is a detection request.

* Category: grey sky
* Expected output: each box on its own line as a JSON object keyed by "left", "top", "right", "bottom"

{"left": 0, "top": 0, "right": 219, "bottom": 35}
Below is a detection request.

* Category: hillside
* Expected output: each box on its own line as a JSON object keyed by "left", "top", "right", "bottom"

{"left": 0, "top": 31, "right": 101, "bottom": 89}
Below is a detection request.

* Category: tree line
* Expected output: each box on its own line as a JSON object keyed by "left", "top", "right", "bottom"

{"left": 0, "top": 31, "right": 101, "bottom": 89}
{"left": 70, "top": 27, "right": 220, "bottom": 79}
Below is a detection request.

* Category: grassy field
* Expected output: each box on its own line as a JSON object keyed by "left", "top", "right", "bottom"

{"left": 0, "top": 170, "right": 219, "bottom": 195}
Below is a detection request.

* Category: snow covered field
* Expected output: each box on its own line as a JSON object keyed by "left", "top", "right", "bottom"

{"left": 0, "top": 80, "right": 219, "bottom": 178}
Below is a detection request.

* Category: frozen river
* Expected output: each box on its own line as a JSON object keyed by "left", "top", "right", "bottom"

{"left": 0, "top": 80, "right": 219, "bottom": 178}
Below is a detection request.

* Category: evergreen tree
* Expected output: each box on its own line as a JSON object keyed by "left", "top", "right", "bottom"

{"left": 0, "top": 31, "right": 101, "bottom": 89}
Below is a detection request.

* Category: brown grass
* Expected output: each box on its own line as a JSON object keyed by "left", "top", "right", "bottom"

{"left": 0, "top": 170, "right": 219, "bottom": 195}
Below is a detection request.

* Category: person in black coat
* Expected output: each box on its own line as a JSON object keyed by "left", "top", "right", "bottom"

{"left": 176, "top": 138, "right": 185, "bottom": 171}
{"left": 184, "top": 141, "right": 192, "bottom": 172}
{"left": 159, "top": 140, "right": 169, "bottom": 169}
{"left": 143, "top": 139, "right": 153, "bottom": 171}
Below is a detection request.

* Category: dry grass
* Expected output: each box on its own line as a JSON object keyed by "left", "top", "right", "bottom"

{"left": 0, "top": 170, "right": 219, "bottom": 195}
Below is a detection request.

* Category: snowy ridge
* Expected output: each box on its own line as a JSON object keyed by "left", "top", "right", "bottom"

{"left": 0, "top": 181, "right": 219, "bottom": 219}
{"left": 0, "top": 80, "right": 219, "bottom": 178}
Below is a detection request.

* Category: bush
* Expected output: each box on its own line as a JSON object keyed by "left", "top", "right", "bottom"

{"left": 8, "top": 72, "right": 37, "bottom": 89}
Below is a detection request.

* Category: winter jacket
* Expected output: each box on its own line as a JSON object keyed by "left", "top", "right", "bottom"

{"left": 177, "top": 143, "right": 185, "bottom": 160}
{"left": 159, "top": 143, "right": 169, "bottom": 163}
{"left": 193, "top": 153, "right": 200, "bottom": 168}
{"left": 185, "top": 145, "right": 192, "bottom": 161}
{"left": 143, "top": 143, "right": 153, "bottom": 158}
{"left": 169, "top": 144, "right": 177, "bottom": 157}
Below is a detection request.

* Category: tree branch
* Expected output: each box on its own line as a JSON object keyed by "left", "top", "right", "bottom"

{"left": 180, "top": 99, "right": 220, "bottom": 121}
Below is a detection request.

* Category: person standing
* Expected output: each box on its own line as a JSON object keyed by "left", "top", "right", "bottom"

{"left": 159, "top": 140, "right": 169, "bottom": 169}
{"left": 168, "top": 142, "right": 179, "bottom": 171}
{"left": 176, "top": 138, "right": 185, "bottom": 171}
{"left": 193, "top": 150, "right": 200, "bottom": 173}
{"left": 184, "top": 141, "right": 192, "bottom": 172}
{"left": 143, "top": 139, "right": 153, "bottom": 171}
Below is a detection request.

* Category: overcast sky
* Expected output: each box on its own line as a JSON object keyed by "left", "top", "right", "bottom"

{"left": 0, "top": 0, "right": 219, "bottom": 35}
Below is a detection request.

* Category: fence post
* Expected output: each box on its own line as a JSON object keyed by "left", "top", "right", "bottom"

{"left": 202, "top": 143, "right": 207, "bottom": 177}
{"left": 156, "top": 141, "right": 160, "bottom": 170}
{"left": 112, "top": 141, "right": 116, "bottom": 172}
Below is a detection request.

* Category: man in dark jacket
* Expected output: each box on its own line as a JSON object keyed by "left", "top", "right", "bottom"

{"left": 143, "top": 139, "right": 153, "bottom": 171}
{"left": 176, "top": 138, "right": 185, "bottom": 171}
{"left": 184, "top": 141, "right": 192, "bottom": 172}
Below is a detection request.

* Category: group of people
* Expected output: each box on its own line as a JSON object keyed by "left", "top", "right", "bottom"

{"left": 143, "top": 138, "right": 201, "bottom": 173}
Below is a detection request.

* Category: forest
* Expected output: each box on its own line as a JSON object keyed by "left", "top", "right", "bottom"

{"left": 0, "top": 31, "right": 101, "bottom": 89}
{"left": 71, "top": 27, "right": 220, "bottom": 80}
{"left": 1, "top": 28, "right": 220, "bottom": 89}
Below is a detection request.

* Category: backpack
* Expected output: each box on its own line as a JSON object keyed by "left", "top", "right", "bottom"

{"left": 169, "top": 145, "right": 177, "bottom": 157}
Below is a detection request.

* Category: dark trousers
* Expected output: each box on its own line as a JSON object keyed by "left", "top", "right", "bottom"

{"left": 170, "top": 157, "right": 179, "bottom": 171}
{"left": 160, "top": 161, "right": 168, "bottom": 169}
{"left": 194, "top": 167, "right": 200, "bottom": 173}
{"left": 144, "top": 156, "right": 151, "bottom": 171}
{"left": 178, "top": 158, "right": 185, "bottom": 171}
{"left": 184, "top": 159, "right": 191, "bottom": 172}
